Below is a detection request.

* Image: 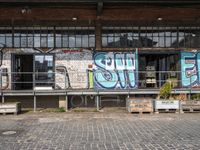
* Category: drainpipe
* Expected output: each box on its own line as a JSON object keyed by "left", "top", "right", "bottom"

{"left": 33, "top": 47, "right": 56, "bottom": 54}
{"left": 0, "top": 44, "right": 5, "bottom": 67}
{"left": 33, "top": 47, "right": 45, "bottom": 53}
{"left": 46, "top": 48, "right": 55, "bottom": 53}
{"left": 0, "top": 44, "right": 9, "bottom": 90}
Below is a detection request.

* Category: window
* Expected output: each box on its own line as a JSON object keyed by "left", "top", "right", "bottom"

{"left": 34, "top": 54, "right": 54, "bottom": 87}
{"left": 0, "top": 26, "right": 95, "bottom": 48}
{"left": 102, "top": 26, "right": 200, "bottom": 48}
{"left": 55, "top": 27, "right": 95, "bottom": 48}
{"left": 102, "top": 27, "right": 140, "bottom": 47}
{"left": 0, "top": 27, "right": 12, "bottom": 47}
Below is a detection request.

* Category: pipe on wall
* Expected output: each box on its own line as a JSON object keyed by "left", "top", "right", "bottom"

{"left": 0, "top": 44, "right": 5, "bottom": 67}
{"left": 0, "top": 44, "right": 9, "bottom": 90}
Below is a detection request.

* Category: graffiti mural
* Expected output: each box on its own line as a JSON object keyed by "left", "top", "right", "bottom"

{"left": 93, "top": 51, "right": 138, "bottom": 89}
{"left": 181, "top": 51, "right": 200, "bottom": 87}
{"left": 54, "top": 49, "right": 93, "bottom": 89}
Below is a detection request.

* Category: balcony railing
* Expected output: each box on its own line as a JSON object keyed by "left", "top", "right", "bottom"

{"left": 0, "top": 70, "right": 198, "bottom": 91}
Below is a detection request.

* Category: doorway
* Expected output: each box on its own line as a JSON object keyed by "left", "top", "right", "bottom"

{"left": 12, "top": 54, "right": 55, "bottom": 90}
{"left": 12, "top": 54, "right": 33, "bottom": 90}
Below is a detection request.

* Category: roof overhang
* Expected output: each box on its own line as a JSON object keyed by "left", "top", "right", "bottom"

{"left": 0, "top": 0, "right": 200, "bottom": 4}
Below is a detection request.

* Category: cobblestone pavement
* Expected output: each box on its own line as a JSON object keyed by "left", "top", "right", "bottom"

{"left": 0, "top": 112, "right": 200, "bottom": 150}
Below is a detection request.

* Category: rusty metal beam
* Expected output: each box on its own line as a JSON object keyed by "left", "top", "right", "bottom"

{"left": 0, "top": 0, "right": 200, "bottom": 4}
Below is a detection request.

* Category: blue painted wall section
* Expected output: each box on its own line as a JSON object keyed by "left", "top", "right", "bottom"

{"left": 181, "top": 51, "right": 200, "bottom": 87}
{"left": 93, "top": 51, "right": 138, "bottom": 89}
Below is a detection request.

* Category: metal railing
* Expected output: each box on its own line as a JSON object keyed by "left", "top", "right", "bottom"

{"left": 0, "top": 70, "right": 198, "bottom": 91}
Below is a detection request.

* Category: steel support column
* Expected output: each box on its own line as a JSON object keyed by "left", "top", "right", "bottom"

{"left": 96, "top": 95, "right": 100, "bottom": 111}
{"left": 34, "top": 95, "right": 36, "bottom": 112}
{"left": 65, "top": 93, "right": 68, "bottom": 111}
{"left": 2, "top": 94, "right": 4, "bottom": 103}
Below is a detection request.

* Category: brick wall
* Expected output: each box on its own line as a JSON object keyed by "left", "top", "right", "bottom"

{"left": 54, "top": 49, "right": 93, "bottom": 89}
{"left": 0, "top": 6, "right": 199, "bottom": 24}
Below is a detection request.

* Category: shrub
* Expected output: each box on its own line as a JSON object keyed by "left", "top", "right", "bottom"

{"left": 56, "top": 107, "right": 66, "bottom": 112}
{"left": 191, "top": 94, "right": 200, "bottom": 100}
{"left": 159, "top": 81, "right": 172, "bottom": 99}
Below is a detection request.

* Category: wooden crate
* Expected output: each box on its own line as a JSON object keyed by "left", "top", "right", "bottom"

{"left": 126, "top": 98, "right": 153, "bottom": 113}
{"left": 181, "top": 101, "right": 200, "bottom": 113}
{"left": 0, "top": 102, "right": 21, "bottom": 115}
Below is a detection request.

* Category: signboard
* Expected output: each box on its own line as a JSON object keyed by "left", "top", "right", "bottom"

{"left": 154, "top": 100, "right": 180, "bottom": 109}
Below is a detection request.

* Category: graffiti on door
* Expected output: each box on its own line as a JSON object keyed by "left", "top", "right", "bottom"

{"left": 93, "top": 51, "right": 138, "bottom": 89}
{"left": 181, "top": 51, "right": 200, "bottom": 87}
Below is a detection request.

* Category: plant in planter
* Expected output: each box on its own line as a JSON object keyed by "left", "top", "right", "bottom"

{"left": 166, "top": 77, "right": 178, "bottom": 88}
{"left": 191, "top": 94, "right": 200, "bottom": 100}
{"left": 181, "top": 94, "right": 200, "bottom": 113}
{"left": 159, "top": 81, "right": 172, "bottom": 99}
{"left": 155, "top": 80, "right": 180, "bottom": 113}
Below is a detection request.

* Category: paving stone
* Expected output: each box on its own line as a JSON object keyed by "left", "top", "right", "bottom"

{"left": 0, "top": 113, "right": 200, "bottom": 149}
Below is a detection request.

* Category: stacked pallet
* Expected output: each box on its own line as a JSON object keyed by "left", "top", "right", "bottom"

{"left": 126, "top": 98, "right": 153, "bottom": 114}
{"left": 181, "top": 101, "right": 200, "bottom": 113}
{"left": 0, "top": 102, "right": 21, "bottom": 115}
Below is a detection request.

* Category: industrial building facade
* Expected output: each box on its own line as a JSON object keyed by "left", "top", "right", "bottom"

{"left": 0, "top": 0, "right": 200, "bottom": 110}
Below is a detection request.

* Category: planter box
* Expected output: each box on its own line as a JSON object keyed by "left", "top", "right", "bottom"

{"left": 126, "top": 98, "right": 153, "bottom": 113}
{"left": 0, "top": 102, "right": 21, "bottom": 115}
{"left": 154, "top": 100, "right": 180, "bottom": 113}
{"left": 181, "top": 100, "right": 200, "bottom": 112}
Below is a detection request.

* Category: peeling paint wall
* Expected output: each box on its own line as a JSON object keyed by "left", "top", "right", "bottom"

{"left": 53, "top": 49, "right": 93, "bottom": 89}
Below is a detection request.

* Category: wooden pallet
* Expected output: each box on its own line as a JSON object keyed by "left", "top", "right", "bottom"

{"left": 182, "top": 107, "right": 200, "bottom": 113}
{"left": 131, "top": 111, "right": 153, "bottom": 114}
{"left": 126, "top": 98, "right": 153, "bottom": 113}
{"left": 0, "top": 102, "right": 21, "bottom": 115}
{"left": 181, "top": 101, "right": 200, "bottom": 113}
{"left": 155, "top": 109, "right": 180, "bottom": 114}
{"left": 0, "top": 112, "right": 18, "bottom": 115}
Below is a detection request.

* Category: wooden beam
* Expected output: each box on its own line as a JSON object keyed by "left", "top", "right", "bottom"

{"left": 95, "top": 21, "right": 102, "bottom": 50}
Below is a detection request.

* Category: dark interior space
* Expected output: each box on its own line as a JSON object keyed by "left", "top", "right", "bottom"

{"left": 138, "top": 53, "right": 179, "bottom": 88}
{"left": 68, "top": 95, "right": 126, "bottom": 108}
{"left": 12, "top": 54, "right": 33, "bottom": 90}
{"left": 4, "top": 96, "right": 59, "bottom": 108}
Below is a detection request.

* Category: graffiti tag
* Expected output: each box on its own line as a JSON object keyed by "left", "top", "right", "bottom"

{"left": 181, "top": 51, "right": 200, "bottom": 87}
{"left": 94, "top": 52, "right": 138, "bottom": 89}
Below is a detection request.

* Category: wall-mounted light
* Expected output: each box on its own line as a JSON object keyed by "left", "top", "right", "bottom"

{"left": 21, "top": 8, "right": 26, "bottom": 14}
{"left": 157, "top": 17, "right": 163, "bottom": 21}
{"left": 192, "top": 33, "right": 196, "bottom": 37}
{"left": 21, "top": 7, "right": 31, "bottom": 14}
{"left": 72, "top": 17, "right": 78, "bottom": 21}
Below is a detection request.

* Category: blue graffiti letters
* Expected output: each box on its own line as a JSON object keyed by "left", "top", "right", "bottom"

{"left": 94, "top": 53, "right": 118, "bottom": 89}
{"left": 181, "top": 51, "right": 199, "bottom": 87}
{"left": 94, "top": 52, "right": 138, "bottom": 89}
